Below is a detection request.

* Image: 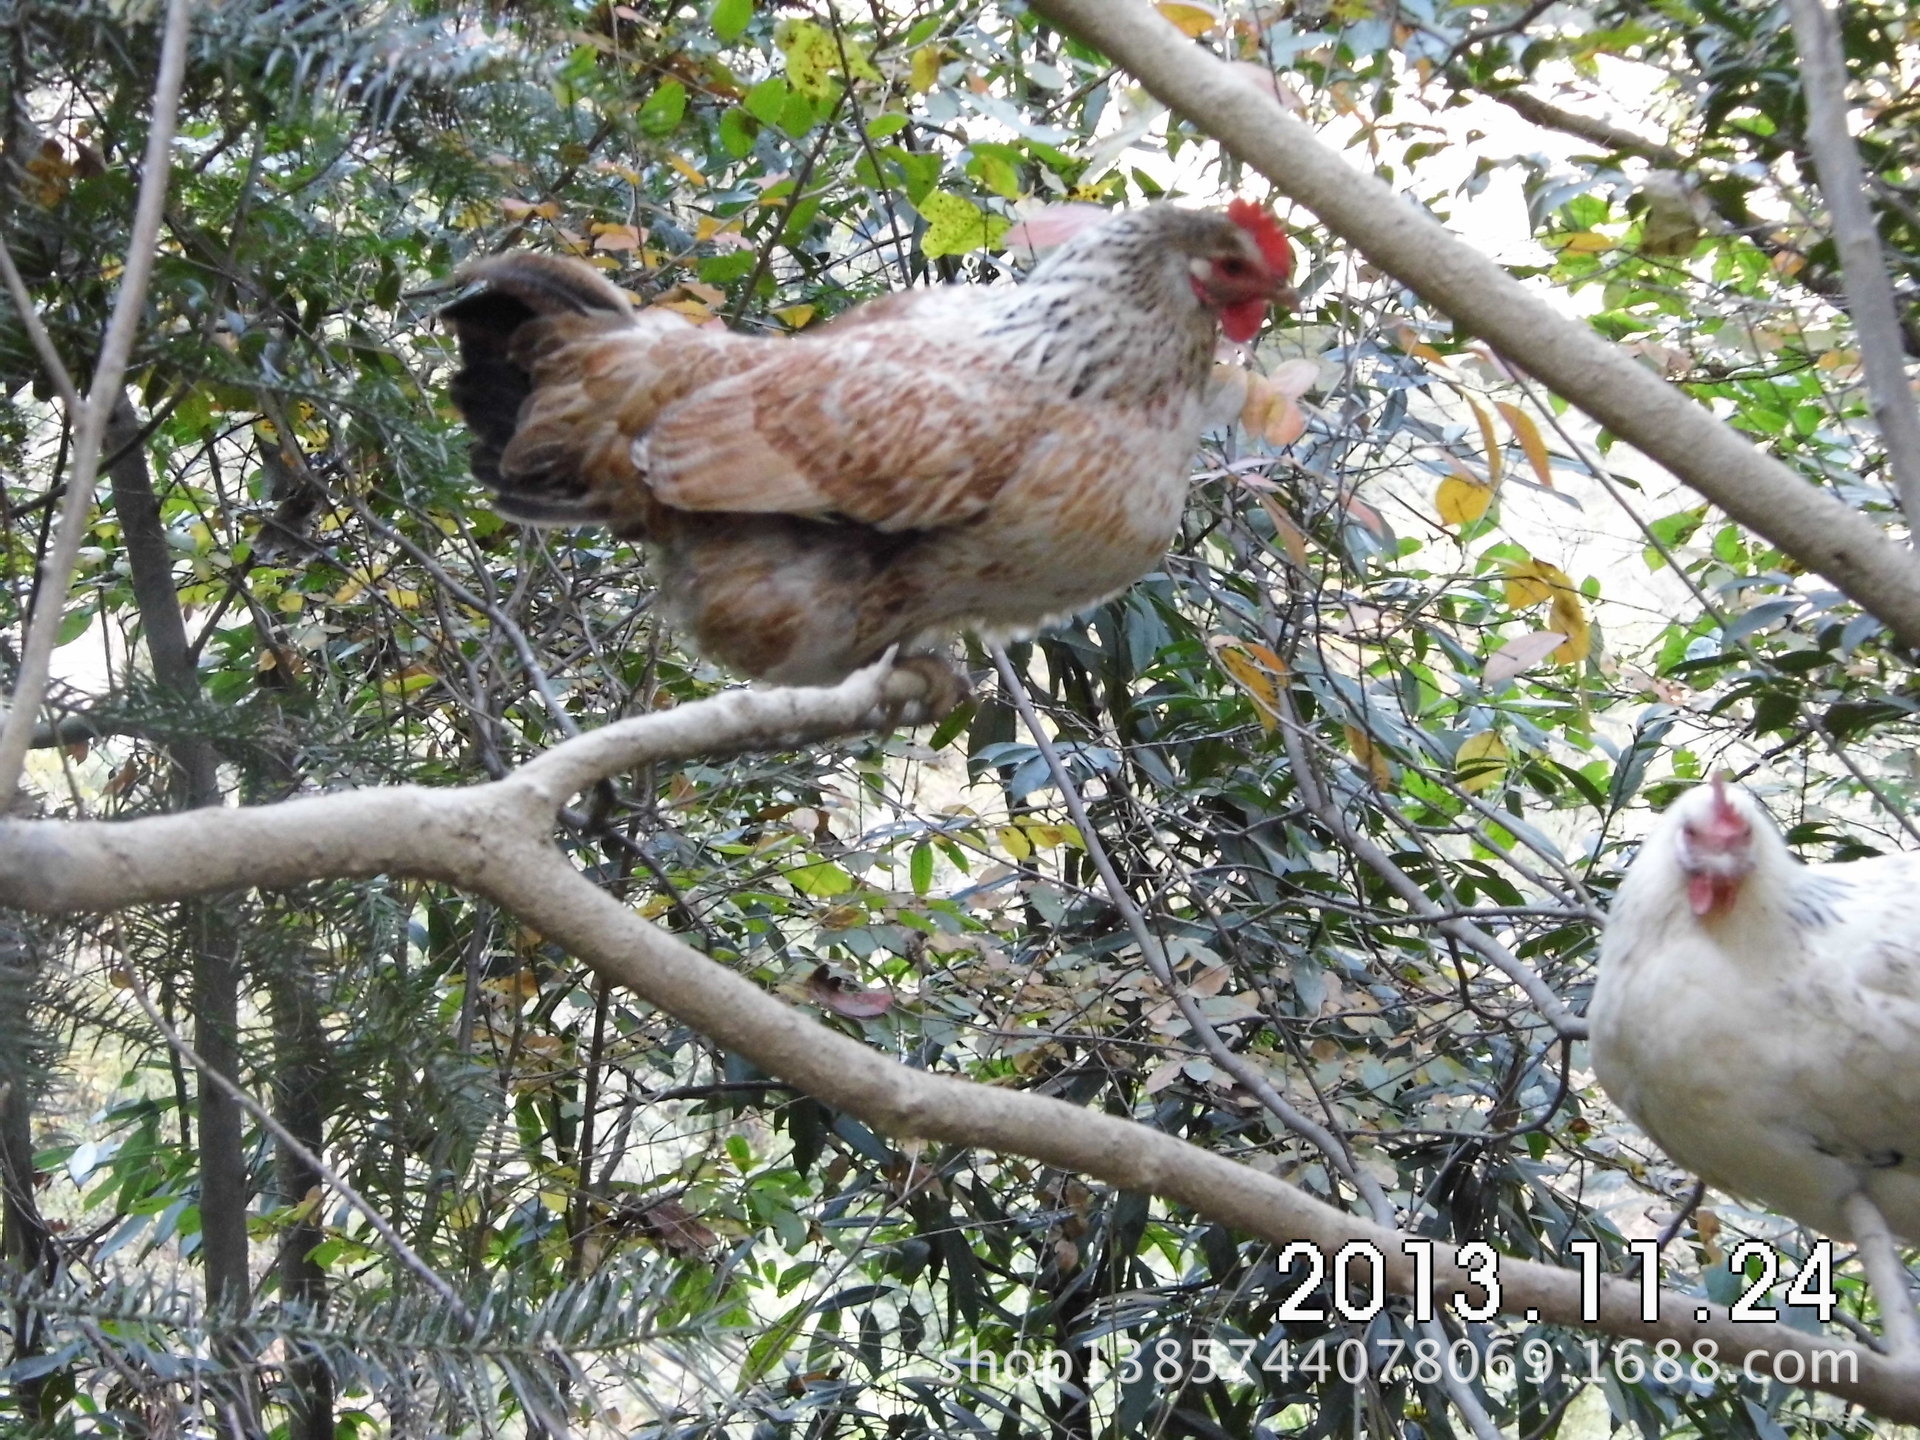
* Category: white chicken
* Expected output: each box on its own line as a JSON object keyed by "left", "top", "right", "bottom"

{"left": 1589, "top": 776, "right": 1920, "bottom": 1353}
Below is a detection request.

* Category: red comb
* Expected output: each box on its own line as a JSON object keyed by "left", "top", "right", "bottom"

{"left": 1226, "top": 199, "right": 1293, "bottom": 280}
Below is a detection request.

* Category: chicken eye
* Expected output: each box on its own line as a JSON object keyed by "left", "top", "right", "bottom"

{"left": 1217, "top": 257, "right": 1252, "bottom": 276}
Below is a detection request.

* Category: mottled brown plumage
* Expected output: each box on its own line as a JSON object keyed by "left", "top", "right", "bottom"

{"left": 442, "top": 204, "right": 1293, "bottom": 690}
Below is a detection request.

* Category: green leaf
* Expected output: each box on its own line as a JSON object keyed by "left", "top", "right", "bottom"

{"left": 742, "top": 1298, "right": 812, "bottom": 1384}
{"left": 967, "top": 150, "right": 1020, "bottom": 199}
{"left": 56, "top": 605, "right": 96, "bottom": 646}
{"left": 743, "top": 76, "right": 789, "bottom": 127}
{"left": 888, "top": 147, "right": 942, "bottom": 204}
{"left": 786, "top": 861, "right": 854, "bottom": 897}
{"left": 775, "top": 18, "right": 878, "bottom": 101}
{"left": 698, "top": 251, "right": 757, "bottom": 284}
{"left": 710, "top": 0, "right": 753, "bottom": 42}
{"left": 910, "top": 842, "right": 933, "bottom": 897}
{"left": 778, "top": 92, "right": 817, "bottom": 137}
{"left": 718, "top": 106, "right": 758, "bottom": 158}
{"left": 639, "top": 80, "right": 688, "bottom": 136}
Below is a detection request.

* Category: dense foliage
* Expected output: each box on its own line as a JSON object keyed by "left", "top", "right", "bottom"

{"left": 2, "top": 0, "right": 1915, "bottom": 1435}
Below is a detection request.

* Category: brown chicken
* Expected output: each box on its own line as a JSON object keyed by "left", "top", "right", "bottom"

{"left": 441, "top": 203, "right": 1295, "bottom": 703}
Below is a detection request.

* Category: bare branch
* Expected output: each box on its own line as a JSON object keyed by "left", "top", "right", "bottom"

{"left": 2, "top": 665, "right": 1916, "bottom": 1414}
{"left": 988, "top": 647, "right": 1386, "bottom": 1208}
{"left": 1480, "top": 85, "right": 1686, "bottom": 166}
{"left": 1025, "top": 0, "right": 1920, "bottom": 649}
{"left": 0, "top": 0, "right": 194, "bottom": 808}
{"left": 1783, "top": 0, "right": 1920, "bottom": 534}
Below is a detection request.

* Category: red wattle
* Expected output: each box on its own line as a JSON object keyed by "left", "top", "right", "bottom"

{"left": 1221, "top": 299, "right": 1265, "bottom": 342}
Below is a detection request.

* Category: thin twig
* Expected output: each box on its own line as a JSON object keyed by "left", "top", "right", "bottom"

{"left": 987, "top": 648, "right": 1380, "bottom": 1204}
{"left": 0, "top": 0, "right": 193, "bottom": 808}
{"left": 989, "top": 649, "right": 1500, "bottom": 1440}
{"left": 0, "top": 240, "right": 80, "bottom": 408}
{"left": 118, "top": 957, "right": 475, "bottom": 1326}
{"left": 1272, "top": 689, "right": 1585, "bottom": 1037}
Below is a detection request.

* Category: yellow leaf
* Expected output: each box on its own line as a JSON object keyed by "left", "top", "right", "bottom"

{"left": 1344, "top": 725, "right": 1392, "bottom": 788}
{"left": 276, "top": 590, "right": 304, "bottom": 614}
{"left": 694, "top": 215, "right": 742, "bottom": 242}
{"left": 656, "top": 298, "right": 716, "bottom": 320}
{"left": 1393, "top": 324, "right": 1448, "bottom": 367}
{"left": 665, "top": 154, "right": 707, "bottom": 187}
{"left": 24, "top": 139, "right": 72, "bottom": 206}
{"left": 485, "top": 968, "right": 541, "bottom": 1000}
{"left": 1501, "top": 557, "right": 1574, "bottom": 609}
{"left": 331, "top": 567, "right": 386, "bottom": 604}
{"left": 1494, "top": 401, "right": 1554, "bottom": 488}
{"left": 1465, "top": 396, "right": 1502, "bottom": 485}
{"left": 1240, "top": 373, "right": 1307, "bottom": 446}
{"left": 996, "top": 825, "right": 1033, "bottom": 861}
{"left": 909, "top": 44, "right": 944, "bottom": 93}
{"left": 775, "top": 18, "right": 879, "bottom": 100}
{"left": 377, "top": 667, "right": 438, "bottom": 698}
{"left": 1455, "top": 732, "right": 1508, "bottom": 794}
{"left": 1210, "top": 637, "right": 1288, "bottom": 732}
{"left": 1559, "top": 230, "right": 1612, "bottom": 253}
{"left": 1436, "top": 474, "right": 1494, "bottom": 527}
{"left": 1549, "top": 591, "right": 1592, "bottom": 663}
{"left": 1155, "top": 0, "right": 1221, "bottom": 34}
{"left": 772, "top": 303, "right": 816, "bottom": 329}
{"left": 917, "top": 191, "right": 1009, "bottom": 257}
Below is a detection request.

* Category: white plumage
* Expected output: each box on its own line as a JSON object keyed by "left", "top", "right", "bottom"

{"left": 1590, "top": 777, "right": 1920, "bottom": 1348}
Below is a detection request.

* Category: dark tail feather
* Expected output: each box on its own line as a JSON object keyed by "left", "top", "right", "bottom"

{"left": 440, "top": 254, "right": 633, "bottom": 524}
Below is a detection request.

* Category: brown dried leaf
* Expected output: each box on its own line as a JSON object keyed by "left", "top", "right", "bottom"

{"left": 805, "top": 964, "right": 895, "bottom": 1019}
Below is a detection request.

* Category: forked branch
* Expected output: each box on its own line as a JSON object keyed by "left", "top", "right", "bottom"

{"left": 3, "top": 664, "right": 1915, "bottom": 1419}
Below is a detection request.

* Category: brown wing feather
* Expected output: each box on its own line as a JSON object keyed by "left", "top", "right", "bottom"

{"left": 643, "top": 335, "right": 1044, "bottom": 533}
{"left": 496, "top": 310, "right": 774, "bottom": 533}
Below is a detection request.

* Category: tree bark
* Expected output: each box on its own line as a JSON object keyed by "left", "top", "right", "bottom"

{"left": 105, "top": 395, "right": 259, "bottom": 1436}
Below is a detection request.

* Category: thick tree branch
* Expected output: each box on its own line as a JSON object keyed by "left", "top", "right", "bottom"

{"left": 1, "top": 667, "right": 1915, "bottom": 1417}
{"left": 1027, "top": 0, "right": 1920, "bottom": 650}
{"left": 1783, "top": 0, "right": 1920, "bottom": 534}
